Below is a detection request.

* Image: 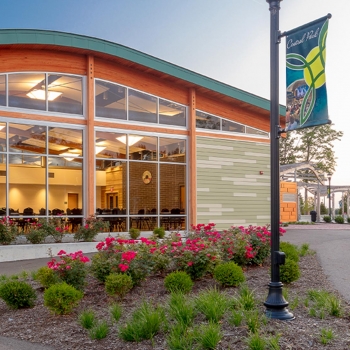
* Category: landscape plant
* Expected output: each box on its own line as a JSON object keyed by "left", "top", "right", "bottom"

{"left": 0, "top": 280, "right": 36, "bottom": 309}
{"left": 35, "top": 266, "right": 60, "bottom": 288}
{"left": 74, "top": 215, "right": 109, "bottom": 242}
{"left": 168, "top": 292, "right": 196, "bottom": 327}
{"left": 119, "top": 301, "right": 165, "bottom": 342}
{"left": 164, "top": 271, "right": 193, "bottom": 294}
{"left": 279, "top": 258, "right": 301, "bottom": 284}
{"left": 78, "top": 309, "right": 96, "bottom": 329}
{"left": 194, "top": 287, "right": 229, "bottom": 323}
{"left": 25, "top": 220, "right": 48, "bottom": 244}
{"left": 43, "top": 282, "right": 83, "bottom": 315}
{"left": 153, "top": 226, "right": 165, "bottom": 239}
{"left": 105, "top": 273, "right": 133, "bottom": 298}
{"left": 280, "top": 241, "right": 300, "bottom": 262}
{"left": 195, "top": 322, "right": 222, "bottom": 350}
{"left": 89, "top": 320, "right": 109, "bottom": 340}
{"left": 110, "top": 302, "right": 123, "bottom": 323}
{"left": 47, "top": 249, "right": 90, "bottom": 290}
{"left": 334, "top": 215, "right": 344, "bottom": 224}
{"left": 213, "top": 261, "right": 245, "bottom": 287}
{"left": 0, "top": 216, "right": 18, "bottom": 245}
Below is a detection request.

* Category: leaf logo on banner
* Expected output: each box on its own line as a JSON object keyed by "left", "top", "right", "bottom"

{"left": 286, "top": 20, "right": 328, "bottom": 126}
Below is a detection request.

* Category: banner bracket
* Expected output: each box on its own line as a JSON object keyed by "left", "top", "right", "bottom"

{"left": 276, "top": 30, "right": 282, "bottom": 44}
{"left": 278, "top": 127, "right": 286, "bottom": 135}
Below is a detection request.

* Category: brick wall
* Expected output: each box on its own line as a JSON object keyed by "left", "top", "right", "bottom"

{"left": 280, "top": 181, "right": 297, "bottom": 222}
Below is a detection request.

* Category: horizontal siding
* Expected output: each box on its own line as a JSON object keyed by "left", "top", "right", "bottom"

{"left": 196, "top": 137, "right": 270, "bottom": 230}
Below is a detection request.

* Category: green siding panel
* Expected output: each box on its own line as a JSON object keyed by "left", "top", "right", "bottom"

{"left": 196, "top": 137, "right": 271, "bottom": 229}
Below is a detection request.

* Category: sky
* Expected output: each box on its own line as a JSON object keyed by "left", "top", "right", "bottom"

{"left": 0, "top": 0, "right": 348, "bottom": 201}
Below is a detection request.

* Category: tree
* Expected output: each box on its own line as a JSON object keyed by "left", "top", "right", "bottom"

{"left": 280, "top": 124, "right": 343, "bottom": 213}
{"left": 294, "top": 124, "right": 343, "bottom": 175}
{"left": 280, "top": 124, "right": 343, "bottom": 174}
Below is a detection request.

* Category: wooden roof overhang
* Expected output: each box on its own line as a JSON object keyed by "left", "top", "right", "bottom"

{"left": 0, "top": 29, "right": 286, "bottom": 128}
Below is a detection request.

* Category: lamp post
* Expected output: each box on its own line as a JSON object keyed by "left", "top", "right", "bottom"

{"left": 264, "top": 0, "right": 294, "bottom": 320}
{"left": 327, "top": 173, "right": 332, "bottom": 220}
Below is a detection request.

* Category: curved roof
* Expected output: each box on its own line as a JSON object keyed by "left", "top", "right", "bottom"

{"left": 0, "top": 29, "right": 285, "bottom": 115}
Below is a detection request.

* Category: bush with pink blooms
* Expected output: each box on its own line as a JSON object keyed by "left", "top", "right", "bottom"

{"left": 91, "top": 237, "right": 156, "bottom": 285}
{"left": 47, "top": 250, "right": 90, "bottom": 290}
{"left": 91, "top": 222, "right": 280, "bottom": 289}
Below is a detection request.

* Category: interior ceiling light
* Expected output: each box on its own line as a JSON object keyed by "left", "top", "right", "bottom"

{"left": 61, "top": 152, "right": 80, "bottom": 162}
{"left": 116, "top": 135, "right": 143, "bottom": 146}
{"left": 26, "top": 89, "right": 62, "bottom": 101}
{"left": 95, "top": 146, "right": 106, "bottom": 154}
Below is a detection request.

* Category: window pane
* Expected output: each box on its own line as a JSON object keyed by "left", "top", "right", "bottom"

{"left": 160, "top": 138, "right": 185, "bottom": 163}
{"left": 222, "top": 119, "right": 245, "bottom": 133}
{"left": 129, "top": 162, "right": 157, "bottom": 225}
{"left": 128, "top": 89, "right": 157, "bottom": 123}
{"left": 0, "top": 75, "right": 5, "bottom": 106}
{"left": 129, "top": 135, "right": 157, "bottom": 161}
{"left": 95, "top": 131, "right": 127, "bottom": 160}
{"left": 9, "top": 73, "right": 46, "bottom": 110}
{"left": 48, "top": 74, "right": 83, "bottom": 114}
{"left": 9, "top": 123, "right": 46, "bottom": 154}
{"left": 95, "top": 80, "right": 127, "bottom": 120}
{"left": 0, "top": 122, "right": 6, "bottom": 152}
{"left": 9, "top": 155, "right": 46, "bottom": 214}
{"left": 48, "top": 127, "right": 83, "bottom": 159}
{"left": 0, "top": 154, "right": 6, "bottom": 210}
{"left": 160, "top": 163, "right": 186, "bottom": 229}
{"left": 246, "top": 126, "right": 269, "bottom": 136}
{"left": 96, "top": 160, "right": 127, "bottom": 231}
{"left": 159, "top": 98, "right": 186, "bottom": 126}
{"left": 49, "top": 157, "right": 83, "bottom": 232}
{"left": 196, "top": 111, "right": 220, "bottom": 130}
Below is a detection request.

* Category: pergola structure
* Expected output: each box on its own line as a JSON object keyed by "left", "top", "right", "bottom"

{"left": 280, "top": 163, "right": 350, "bottom": 222}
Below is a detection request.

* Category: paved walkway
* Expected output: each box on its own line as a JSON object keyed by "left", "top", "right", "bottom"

{"left": 1, "top": 223, "right": 350, "bottom": 349}
{"left": 282, "top": 223, "right": 350, "bottom": 301}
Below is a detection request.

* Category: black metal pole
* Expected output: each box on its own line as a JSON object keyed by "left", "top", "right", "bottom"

{"left": 264, "top": 0, "right": 294, "bottom": 320}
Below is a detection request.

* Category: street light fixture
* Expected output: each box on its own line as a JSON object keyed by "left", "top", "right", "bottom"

{"left": 327, "top": 173, "right": 332, "bottom": 220}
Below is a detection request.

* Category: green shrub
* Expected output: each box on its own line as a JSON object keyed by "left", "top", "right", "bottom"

{"left": 35, "top": 266, "right": 60, "bottom": 288}
{"left": 119, "top": 302, "right": 165, "bottom": 341}
{"left": 90, "top": 253, "right": 114, "bottom": 282}
{"left": 44, "top": 282, "right": 83, "bottom": 315}
{"left": 25, "top": 223, "right": 48, "bottom": 244}
{"left": 0, "top": 280, "right": 37, "bottom": 309}
{"left": 280, "top": 258, "right": 300, "bottom": 283}
{"left": 89, "top": 320, "right": 109, "bottom": 340}
{"left": 0, "top": 217, "right": 18, "bottom": 245}
{"left": 105, "top": 273, "right": 133, "bottom": 298}
{"left": 280, "top": 242, "right": 299, "bottom": 262}
{"left": 213, "top": 262, "right": 245, "bottom": 287}
{"left": 164, "top": 271, "right": 193, "bottom": 294}
{"left": 78, "top": 309, "right": 96, "bottom": 329}
{"left": 153, "top": 227, "right": 166, "bottom": 239}
{"left": 129, "top": 227, "right": 140, "bottom": 239}
{"left": 323, "top": 215, "right": 331, "bottom": 223}
{"left": 195, "top": 287, "right": 229, "bottom": 323}
{"left": 334, "top": 215, "right": 344, "bottom": 224}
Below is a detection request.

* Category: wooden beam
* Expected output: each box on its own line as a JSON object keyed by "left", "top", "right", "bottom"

{"left": 189, "top": 88, "right": 197, "bottom": 226}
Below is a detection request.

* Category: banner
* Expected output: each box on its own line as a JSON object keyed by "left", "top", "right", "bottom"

{"left": 285, "top": 18, "right": 330, "bottom": 131}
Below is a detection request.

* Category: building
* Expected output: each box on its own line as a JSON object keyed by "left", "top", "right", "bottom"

{"left": 0, "top": 29, "right": 281, "bottom": 232}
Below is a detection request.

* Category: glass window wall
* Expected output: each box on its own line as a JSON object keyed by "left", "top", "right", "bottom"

{"left": 3, "top": 72, "right": 83, "bottom": 115}
{"left": 95, "top": 130, "right": 187, "bottom": 232}
{"left": 0, "top": 121, "right": 84, "bottom": 232}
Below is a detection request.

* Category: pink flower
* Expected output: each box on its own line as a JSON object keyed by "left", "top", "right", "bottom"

{"left": 66, "top": 265, "right": 71, "bottom": 270}
{"left": 187, "top": 261, "right": 193, "bottom": 266}
{"left": 57, "top": 250, "right": 66, "bottom": 256}
{"left": 118, "top": 264, "right": 129, "bottom": 272}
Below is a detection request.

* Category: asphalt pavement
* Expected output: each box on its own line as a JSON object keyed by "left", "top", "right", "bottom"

{"left": 0, "top": 223, "right": 350, "bottom": 349}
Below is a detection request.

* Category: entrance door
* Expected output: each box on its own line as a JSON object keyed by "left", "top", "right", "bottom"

{"left": 68, "top": 193, "right": 78, "bottom": 209}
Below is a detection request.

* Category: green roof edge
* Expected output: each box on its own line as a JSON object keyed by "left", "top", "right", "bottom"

{"left": 0, "top": 29, "right": 285, "bottom": 115}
